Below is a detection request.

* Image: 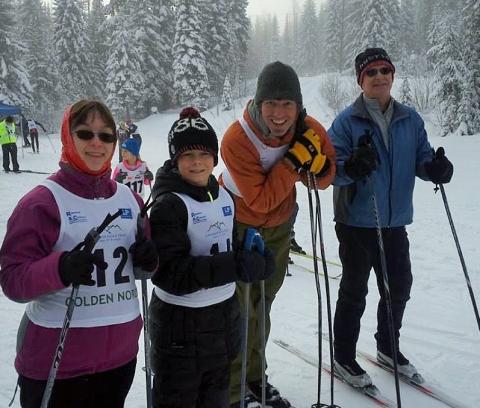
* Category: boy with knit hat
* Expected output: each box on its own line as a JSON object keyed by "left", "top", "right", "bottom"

{"left": 220, "top": 61, "right": 336, "bottom": 407}
{"left": 328, "top": 48, "right": 454, "bottom": 388}
{"left": 148, "top": 107, "right": 275, "bottom": 408}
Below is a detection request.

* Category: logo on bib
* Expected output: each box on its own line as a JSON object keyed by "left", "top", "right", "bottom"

{"left": 191, "top": 211, "right": 207, "bottom": 224}
{"left": 222, "top": 206, "right": 232, "bottom": 217}
{"left": 119, "top": 208, "right": 133, "bottom": 219}
{"left": 66, "top": 211, "right": 87, "bottom": 224}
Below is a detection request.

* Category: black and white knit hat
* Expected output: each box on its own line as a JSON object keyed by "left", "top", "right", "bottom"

{"left": 254, "top": 61, "right": 303, "bottom": 106}
{"left": 168, "top": 107, "right": 218, "bottom": 166}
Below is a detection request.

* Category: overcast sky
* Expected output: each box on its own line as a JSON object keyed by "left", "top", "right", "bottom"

{"left": 246, "top": 0, "right": 294, "bottom": 21}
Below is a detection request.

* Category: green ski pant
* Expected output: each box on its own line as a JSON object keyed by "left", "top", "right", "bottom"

{"left": 229, "top": 220, "right": 292, "bottom": 404}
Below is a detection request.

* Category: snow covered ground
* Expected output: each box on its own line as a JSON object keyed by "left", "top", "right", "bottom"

{"left": 1, "top": 76, "right": 479, "bottom": 407}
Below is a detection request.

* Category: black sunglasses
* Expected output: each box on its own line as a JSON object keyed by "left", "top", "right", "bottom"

{"left": 365, "top": 67, "right": 393, "bottom": 77}
{"left": 73, "top": 130, "right": 117, "bottom": 143}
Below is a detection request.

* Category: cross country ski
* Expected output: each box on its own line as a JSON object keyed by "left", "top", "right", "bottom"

{"left": 273, "top": 339, "right": 395, "bottom": 407}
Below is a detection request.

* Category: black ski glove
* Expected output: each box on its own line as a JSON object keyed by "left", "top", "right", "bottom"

{"left": 59, "top": 249, "right": 108, "bottom": 286}
{"left": 144, "top": 169, "right": 154, "bottom": 181}
{"left": 115, "top": 170, "right": 127, "bottom": 183}
{"left": 425, "top": 147, "right": 453, "bottom": 184}
{"left": 236, "top": 247, "right": 275, "bottom": 283}
{"left": 344, "top": 136, "right": 378, "bottom": 181}
{"left": 129, "top": 238, "right": 158, "bottom": 273}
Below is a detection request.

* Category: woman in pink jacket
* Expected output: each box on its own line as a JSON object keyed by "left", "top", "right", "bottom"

{"left": 0, "top": 100, "right": 157, "bottom": 408}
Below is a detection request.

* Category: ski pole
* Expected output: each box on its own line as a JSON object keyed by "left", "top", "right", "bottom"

{"left": 305, "top": 172, "right": 330, "bottom": 408}
{"left": 135, "top": 213, "right": 153, "bottom": 408}
{"left": 308, "top": 171, "right": 341, "bottom": 408}
{"left": 436, "top": 184, "right": 480, "bottom": 333}
{"left": 240, "top": 282, "right": 250, "bottom": 408}
{"left": 241, "top": 228, "right": 266, "bottom": 408}
{"left": 367, "top": 176, "right": 402, "bottom": 408}
{"left": 40, "top": 209, "right": 123, "bottom": 408}
{"left": 45, "top": 132, "right": 57, "bottom": 154}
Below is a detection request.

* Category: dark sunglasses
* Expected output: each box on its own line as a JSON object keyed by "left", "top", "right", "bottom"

{"left": 73, "top": 130, "right": 117, "bottom": 143}
{"left": 365, "top": 67, "right": 393, "bottom": 77}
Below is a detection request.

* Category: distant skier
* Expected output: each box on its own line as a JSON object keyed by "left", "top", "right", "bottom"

{"left": 20, "top": 115, "right": 31, "bottom": 147}
{"left": 0, "top": 116, "right": 20, "bottom": 173}
{"left": 27, "top": 118, "right": 47, "bottom": 153}
{"left": 112, "top": 138, "right": 154, "bottom": 198}
{"left": 126, "top": 119, "right": 142, "bottom": 148}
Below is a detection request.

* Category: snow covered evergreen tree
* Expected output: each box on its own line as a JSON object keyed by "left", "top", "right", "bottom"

{"left": 53, "top": 0, "right": 93, "bottom": 102}
{"left": 427, "top": 6, "right": 464, "bottom": 136}
{"left": 352, "top": 0, "right": 400, "bottom": 58}
{"left": 105, "top": 0, "right": 144, "bottom": 119}
{"left": 148, "top": 0, "right": 175, "bottom": 110}
{"left": 129, "top": 0, "right": 173, "bottom": 115}
{"left": 0, "top": 0, "right": 32, "bottom": 108}
{"left": 298, "top": 0, "right": 318, "bottom": 76}
{"left": 228, "top": 0, "right": 250, "bottom": 97}
{"left": 222, "top": 75, "right": 233, "bottom": 111}
{"left": 18, "top": 0, "right": 59, "bottom": 123}
{"left": 398, "top": 0, "right": 416, "bottom": 72}
{"left": 172, "top": 0, "right": 210, "bottom": 109}
{"left": 202, "top": 0, "right": 230, "bottom": 100}
{"left": 324, "top": 0, "right": 348, "bottom": 73}
{"left": 457, "top": 0, "right": 480, "bottom": 135}
{"left": 87, "top": 0, "right": 108, "bottom": 99}
{"left": 399, "top": 77, "right": 414, "bottom": 107}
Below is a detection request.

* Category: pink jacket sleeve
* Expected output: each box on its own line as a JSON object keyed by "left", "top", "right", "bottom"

{"left": 0, "top": 186, "right": 66, "bottom": 302}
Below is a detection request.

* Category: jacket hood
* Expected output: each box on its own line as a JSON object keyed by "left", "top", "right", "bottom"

{"left": 60, "top": 105, "right": 115, "bottom": 176}
{"left": 152, "top": 159, "right": 219, "bottom": 202}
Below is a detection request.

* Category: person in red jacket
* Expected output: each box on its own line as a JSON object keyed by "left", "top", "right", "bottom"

{"left": 0, "top": 100, "right": 158, "bottom": 408}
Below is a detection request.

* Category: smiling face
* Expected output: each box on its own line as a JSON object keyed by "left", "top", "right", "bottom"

{"left": 260, "top": 99, "right": 299, "bottom": 138}
{"left": 71, "top": 113, "right": 116, "bottom": 172}
{"left": 361, "top": 64, "right": 394, "bottom": 108}
{"left": 177, "top": 149, "right": 214, "bottom": 187}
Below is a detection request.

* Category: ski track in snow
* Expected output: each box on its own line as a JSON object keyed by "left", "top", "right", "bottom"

{"left": 1, "top": 76, "right": 479, "bottom": 407}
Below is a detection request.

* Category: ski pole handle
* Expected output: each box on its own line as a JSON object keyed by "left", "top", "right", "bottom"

{"left": 243, "top": 227, "right": 264, "bottom": 255}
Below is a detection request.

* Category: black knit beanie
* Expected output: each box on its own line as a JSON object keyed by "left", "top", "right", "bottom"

{"left": 168, "top": 107, "right": 218, "bottom": 166}
{"left": 355, "top": 48, "right": 395, "bottom": 85}
{"left": 254, "top": 61, "right": 303, "bottom": 106}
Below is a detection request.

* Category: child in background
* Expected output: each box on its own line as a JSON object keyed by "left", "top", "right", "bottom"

{"left": 112, "top": 138, "right": 154, "bottom": 197}
{"left": 148, "top": 107, "right": 275, "bottom": 408}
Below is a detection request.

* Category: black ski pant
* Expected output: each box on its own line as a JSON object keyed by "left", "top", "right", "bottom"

{"left": 30, "top": 130, "right": 39, "bottom": 153}
{"left": 333, "top": 223, "right": 413, "bottom": 363}
{"left": 2, "top": 143, "right": 19, "bottom": 172}
{"left": 149, "top": 294, "right": 241, "bottom": 408}
{"left": 18, "top": 358, "right": 136, "bottom": 408}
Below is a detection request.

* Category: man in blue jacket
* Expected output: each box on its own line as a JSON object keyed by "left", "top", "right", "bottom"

{"left": 328, "top": 48, "right": 454, "bottom": 388}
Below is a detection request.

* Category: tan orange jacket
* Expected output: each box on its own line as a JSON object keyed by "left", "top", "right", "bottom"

{"left": 219, "top": 105, "right": 336, "bottom": 228}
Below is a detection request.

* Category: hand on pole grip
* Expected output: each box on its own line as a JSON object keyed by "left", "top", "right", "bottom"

{"left": 131, "top": 213, "right": 158, "bottom": 278}
{"left": 425, "top": 147, "right": 453, "bottom": 184}
{"left": 59, "top": 249, "right": 107, "bottom": 287}
{"left": 144, "top": 169, "right": 154, "bottom": 181}
{"left": 236, "top": 228, "right": 275, "bottom": 283}
{"left": 344, "top": 133, "right": 378, "bottom": 181}
{"left": 285, "top": 129, "right": 325, "bottom": 173}
{"left": 115, "top": 169, "right": 128, "bottom": 183}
